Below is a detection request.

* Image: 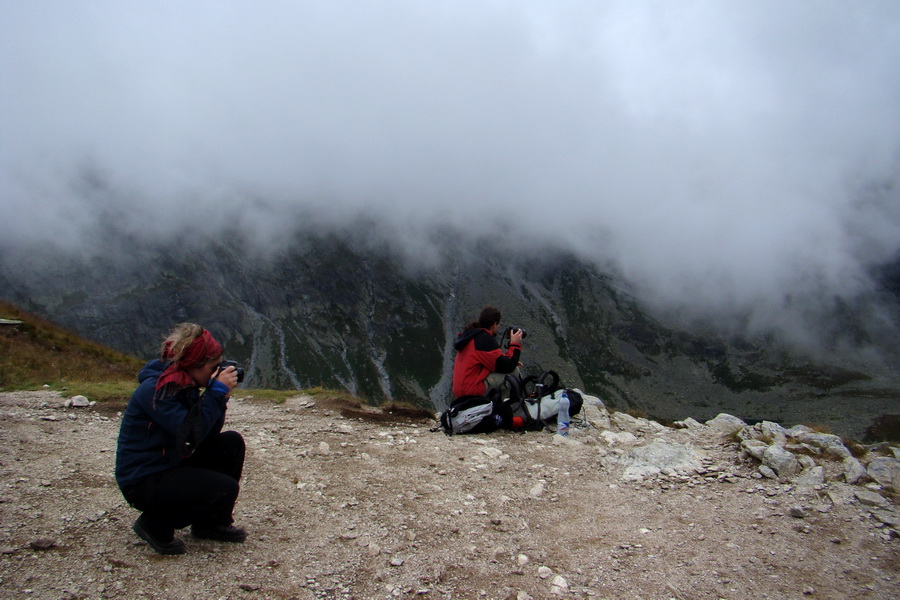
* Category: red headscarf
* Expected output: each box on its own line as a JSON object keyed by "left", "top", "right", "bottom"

{"left": 155, "top": 329, "right": 223, "bottom": 390}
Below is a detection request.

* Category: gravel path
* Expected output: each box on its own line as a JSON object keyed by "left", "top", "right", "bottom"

{"left": 0, "top": 390, "right": 896, "bottom": 600}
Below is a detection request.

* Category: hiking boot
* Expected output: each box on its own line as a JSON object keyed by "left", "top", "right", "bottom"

{"left": 132, "top": 516, "right": 185, "bottom": 555}
{"left": 191, "top": 523, "right": 247, "bottom": 543}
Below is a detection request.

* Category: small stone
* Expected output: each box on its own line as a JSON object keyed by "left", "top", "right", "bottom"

{"left": 759, "top": 465, "right": 777, "bottom": 479}
{"left": 238, "top": 583, "right": 260, "bottom": 592}
{"left": 537, "top": 566, "right": 553, "bottom": 579}
{"left": 529, "top": 483, "right": 545, "bottom": 499}
{"left": 789, "top": 507, "right": 809, "bottom": 519}
{"left": 318, "top": 442, "right": 331, "bottom": 455}
{"left": 69, "top": 395, "right": 90, "bottom": 407}
{"left": 517, "top": 553, "right": 530, "bottom": 566}
{"left": 390, "top": 558, "right": 404, "bottom": 567}
{"left": 29, "top": 538, "right": 56, "bottom": 551}
{"left": 481, "top": 447, "right": 503, "bottom": 459}
{"left": 550, "top": 575, "right": 568, "bottom": 595}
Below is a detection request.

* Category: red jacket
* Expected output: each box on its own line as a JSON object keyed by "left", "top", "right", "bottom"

{"left": 451, "top": 328, "right": 521, "bottom": 399}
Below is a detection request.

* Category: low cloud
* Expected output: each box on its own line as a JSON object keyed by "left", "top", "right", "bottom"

{"left": 2, "top": 1, "right": 899, "bottom": 340}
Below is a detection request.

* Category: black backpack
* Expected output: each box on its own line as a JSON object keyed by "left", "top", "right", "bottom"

{"left": 438, "top": 388, "right": 513, "bottom": 435}
{"left": 504, "top": 370, "right": 583, "bottom": 430}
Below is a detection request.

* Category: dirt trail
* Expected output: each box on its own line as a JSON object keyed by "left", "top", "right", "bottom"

{"left": 0, "top": 390, "right": 896, "bottom": 600}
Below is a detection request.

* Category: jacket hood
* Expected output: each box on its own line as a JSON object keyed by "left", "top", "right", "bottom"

{"left": 453, "top": 327, "right": 489, "bottom": 351}
{"left": 137, "top": 359, "right": 167, "bottom": 384}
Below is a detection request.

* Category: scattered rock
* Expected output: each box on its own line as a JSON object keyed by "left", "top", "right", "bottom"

{"left": 481, "top": 447, "right": 503, "bottom": 459}
{"left": 705, "top": 413, "right": 747, "bottom": 436}
{"left": 788, "top": 506, "right": 810, "bottom": 519}
{"left": 762, "top": 445, "right": 801, "bottom": 479}
{"left": 549, "top": 574, "right": 568, "bottom": 595}
{"left": 0, "top": 391, "right": 896, "bottom": 599}
{"left": 854, "top": 489, "right": 889, "bottom": 508}
{"left": 795, "top": 466, "right": 825, "bottom": 488}
{"left": 68, "top": 395, "right": 91, "bottom": 408}
{"left": 619, "top": 440, "right": 701, "bottom": 480}
{"left": 29, "top": 538, "right": 56, "bottom": 551}
{"left": 867, "top": 457, "right": 900, "bottom": 492}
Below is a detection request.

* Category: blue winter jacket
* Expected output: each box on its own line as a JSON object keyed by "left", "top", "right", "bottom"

{"left": 115, "top": 359, "right": 230, "bottom": 489}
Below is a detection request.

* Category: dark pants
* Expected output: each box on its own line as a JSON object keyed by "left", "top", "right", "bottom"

{"left": 123, "top": 431, "right": 245, "bottom": 538}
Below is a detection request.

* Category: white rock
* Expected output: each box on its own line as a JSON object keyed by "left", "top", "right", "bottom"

{"left": 481, "top": 447, "right": 503, "bottom": 459}
{"left": 705, "top": 413, "right": 747, "bottom": 436}
{"left": 550, "top": 575, "right": 569, "bottom": 595}
{"left": 517, "top": 553, "right": 530, "bottom": 566}
{"left": 673, "top": 417, "right": 706, "bottom": 431}
{"left": 68, "top": 395, "right": 90, "bottom": 407}
{"left": 759, "top": 465, "right": 778, "bottom": 479}
{"left": 762, "top": 445, "right": 801, "bottom": 478}
{"left": 610, "top": 411, "right": 645, "bottom": 430}
{"left": 867, "top": 457, "right": 900, "bottom": 492}
{"left": 600, "top": 430, "right": 638, "bottom": 446}
{"left": 794, "top": 466, "right": 825, "bottom": 487}
{"left": 740, "top": 439, "right": 768, "bottom": 461}
{"left": 537, "top": 566, "right": 553, "bottom": 579}
{"left": 620, "top": 440, "right": 701, "bottom": 480}
{"left": 843, "top": 457, "right": 868, "bottom": 485}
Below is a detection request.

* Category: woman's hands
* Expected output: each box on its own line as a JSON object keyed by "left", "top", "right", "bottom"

{"left": 212, "top": 365, "right": 239, "bottom": 392}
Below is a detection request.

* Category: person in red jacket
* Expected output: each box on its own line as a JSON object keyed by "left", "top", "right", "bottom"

{"left": 451, "top": 306, "right": 524, "bottom": 400}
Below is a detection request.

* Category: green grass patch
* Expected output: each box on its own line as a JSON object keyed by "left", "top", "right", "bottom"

{"left": 235, "top": 388, "right": 302, "bottom": 404}
{"left": 1, "top": 300, "right": 142, "bottom": 391}
{"left": 53, "top": 379, "right": 138, "bottom": 404}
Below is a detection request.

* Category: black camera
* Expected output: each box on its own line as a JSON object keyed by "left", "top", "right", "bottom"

{"left": 503, "top": 326, "right": 528, "bottom": 339}
{"left": 218, "top": 360, "right": 245, "bottom": 383}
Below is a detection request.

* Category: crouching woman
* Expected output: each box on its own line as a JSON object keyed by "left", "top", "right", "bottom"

{"left": 115, "top": 323, "right": 247, "bottom": 555}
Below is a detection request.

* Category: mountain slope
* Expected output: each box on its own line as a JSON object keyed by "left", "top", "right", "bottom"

{"left": 1, "top": 231, "right": 898, "bottom": 440}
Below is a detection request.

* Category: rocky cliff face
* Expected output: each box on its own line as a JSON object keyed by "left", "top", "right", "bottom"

{"left": 1, "top": 230, "right": 898, "bottom": 440}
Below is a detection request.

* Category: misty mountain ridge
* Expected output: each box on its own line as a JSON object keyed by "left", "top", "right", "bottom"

{"left": 1, "top": 223, "right": 898, "bottom": 441}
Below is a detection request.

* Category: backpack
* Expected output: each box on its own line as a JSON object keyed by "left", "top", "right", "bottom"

{"left": 438, "top": 388, "right": 513, "bottom": 435}
{"left": 505, "top": 370, "right": 584, "bottom": 430}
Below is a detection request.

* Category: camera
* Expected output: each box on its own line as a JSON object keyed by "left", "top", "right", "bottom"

{"left": 218, "top": 360, "right": 245, "bottom": 383}
{"left": 502, "top": 326, "right": 528, "bottom": 339}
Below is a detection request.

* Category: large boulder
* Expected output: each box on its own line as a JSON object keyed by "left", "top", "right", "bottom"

{"left": 619, "top": 440, "right": 702, "bottom": 481}
{"left": 705, "top": 413, "right": 746, "bottom": 436}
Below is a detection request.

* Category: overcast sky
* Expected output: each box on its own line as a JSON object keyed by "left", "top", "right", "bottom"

{"left": 2, "top": 1, "right": 899, "bottom": 332}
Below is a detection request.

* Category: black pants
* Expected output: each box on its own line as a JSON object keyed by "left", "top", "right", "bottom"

{"left": 123, "top": 431, "right": 245, "bottom": 537}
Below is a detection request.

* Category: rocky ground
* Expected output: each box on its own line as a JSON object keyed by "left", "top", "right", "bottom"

{"left": 0, "top": 390, "right": 897, "bottom": 600}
